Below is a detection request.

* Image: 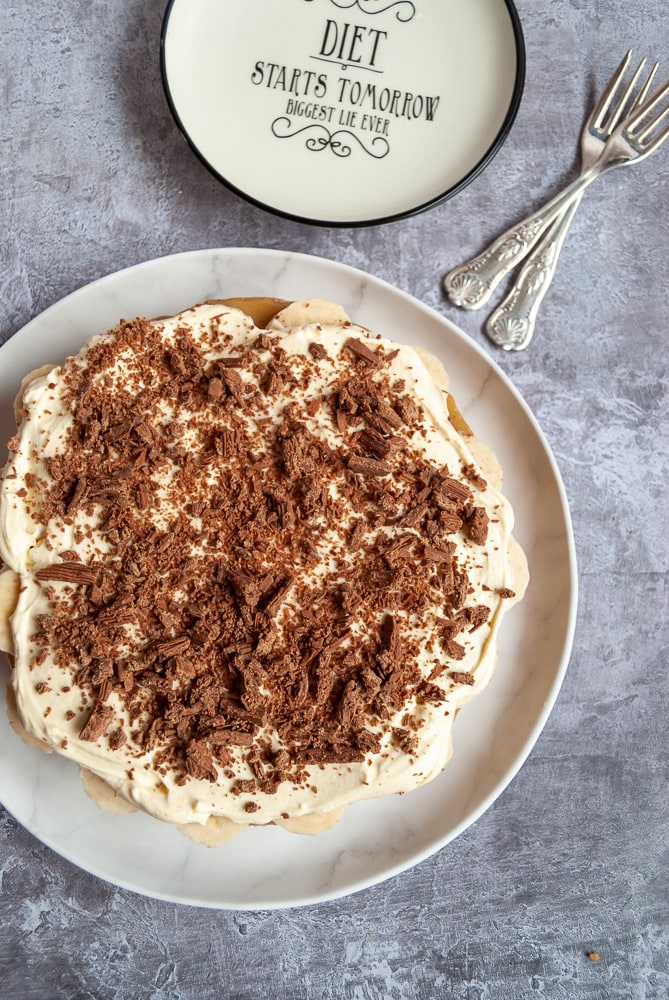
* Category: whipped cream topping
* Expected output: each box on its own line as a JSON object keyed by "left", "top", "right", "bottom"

{"left": 0, "top": 300, "right": 526, "bottom": 829}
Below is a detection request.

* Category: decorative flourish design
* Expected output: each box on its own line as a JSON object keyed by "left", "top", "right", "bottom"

{"left": 496, "top": 220, "right": 545, "bottom": 262}
{"left": 496, "top": 238, "right": 525, "bottom": 262}
{"left": 522, "top": 261, "right": 549, "bottom": 296}
{"left": 271, "top": 118, "right": 390, "bottom": 158}
{"left": 306, "top": 0, "right": 416, "bottom": 21}
{"left": 515, "top": 219, "right": 545, "bottom": 243}
{"left": 332, "top": 0, "right": 415, "bottom": 21}
{"left": 487, "top": 314, "right": 529, "bottom": 350}
{"left": 445, "top": 272, "right": 486, "bottom": 308}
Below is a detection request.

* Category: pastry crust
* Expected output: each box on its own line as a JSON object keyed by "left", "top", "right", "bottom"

{"left": 0, "top": 568, "right": 19, "bottom": 654}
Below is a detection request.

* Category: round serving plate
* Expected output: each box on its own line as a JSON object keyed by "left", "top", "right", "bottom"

{"left": 160, "top": 0, "right": 525, "bottom": 226}
{"left": 0, "top": 248, "right": 576, "bottom": 909}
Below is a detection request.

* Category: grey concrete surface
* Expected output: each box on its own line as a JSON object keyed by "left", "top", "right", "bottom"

{"left": 1, "top": 1, "right": 667, "bottom": 997}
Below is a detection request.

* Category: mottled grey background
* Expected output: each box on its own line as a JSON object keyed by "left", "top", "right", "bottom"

{"left": 1, "top": 1, "right": 667, "bottom": 998}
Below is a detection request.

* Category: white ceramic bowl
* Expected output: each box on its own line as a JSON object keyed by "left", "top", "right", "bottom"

{"left": 0, "top": 249, "right": 576, "bottom": 908}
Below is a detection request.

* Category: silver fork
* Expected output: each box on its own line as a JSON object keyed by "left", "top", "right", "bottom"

{"left": 443, "top": 53, "right": 667, "bottom": 313}
{"left": 486, "top": 56, "right": 659, "bottom": 350}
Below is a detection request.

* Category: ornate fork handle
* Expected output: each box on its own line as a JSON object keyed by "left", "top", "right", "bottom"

{"left": 485, "top": 197, "right": 580, "bottom": 350}
{"left": 443, "top": 168, "right": 601, "bottom": 310}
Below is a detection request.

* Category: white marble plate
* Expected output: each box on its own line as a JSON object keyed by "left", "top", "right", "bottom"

{"left": 0, "top": 249, "right": 577, "bottom": 909}
{"left": 160, "top": 0, "right": 524, "bottom": 225}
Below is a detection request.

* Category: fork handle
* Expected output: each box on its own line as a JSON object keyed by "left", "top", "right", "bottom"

{"left": 485, "top": 195, "right": 581, "bottom": 351}
{"left": 443, "top": 169, "right": 598, "bottom": 310}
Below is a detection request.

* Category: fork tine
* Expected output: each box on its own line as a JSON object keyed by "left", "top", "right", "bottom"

{"left": 589, "top": 50, "right": 632, "bottom": 129}
{"left": 634, "top": 62, "right": 659, "bottom": 108}
{"left": 639, "top": 119, "right": 669, "bottom": 154}
{"left": 655, "top": 121, "right": 669, "bottom": 146}
{"left": 606, "top": 57, "right": 647, "bottom": 130}
{"left": 636, "top": 105, "right": 669, "bottom": 145}
{"left": 626, "top": 80, "right": 669, "bottom": 137}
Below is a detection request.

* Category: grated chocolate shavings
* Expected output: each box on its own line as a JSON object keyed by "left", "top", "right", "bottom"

{"left": 462, "top": 463, "right": 488, "bottom": 490}
{"left": 392, "top": 727, "right": 418, "bottom": 754}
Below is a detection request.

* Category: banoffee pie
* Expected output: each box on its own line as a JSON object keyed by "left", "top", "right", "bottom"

{"left": 0, "top": 297, "right": 527, "bottom": 844}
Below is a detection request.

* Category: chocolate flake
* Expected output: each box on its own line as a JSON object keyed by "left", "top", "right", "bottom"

{"left": 208, "top": 377, "right": 224, "bottom": 400}
{"left": 264, "top": 576, "right": 295, "bottom": 617}
{"left": 358, "top": 428, "right": 391, "bottom": 459}
{"left": 463, "top": 463, "right": 488, "bottom": 490}
{"left": 423, "top": 543, "right": 453, "bottom": 563}
{"left": 401, "top": 504, "right": 427, "bottom": 528}
{"left": 381, "top": 613, "right": 402, "bottom": 656}
{"left": 295, "top": 747, "right": 365, "bottom": 764}
{"left": 309, "top": 342, "right": 329, "bottom": 361}
{"left": 208, "top": 730, "right": 255, "bottom": 747}
{"left": 220, "top": 368, "right": 246, "bottom": 404}
{"left": 432, "top": 478, "right": 472, "bottom": 508}
{"left": 375, "top": 402, "right": 404, "bottom": 430}
{"left": 80, "top": 703, "right": 114, "bottom": 742}
{"left": 153, "top": 635, "right": 191, "bottom": 659}
{"left": 393, "top": 396, "right": 419, "bottom": 425}
{"left": 349, "top": 521, "right": 366, "bottom": 551}
{"left": 347, "top": 456, "right": 392, "bottom": 477}
{"left": 235, "top": 779, "right": 257, "bottom": 793}
{"left": 468, "top": 507, "right": 489, "bottom": 545}
{"left": 186, "top": 740, "right": 218, "bottom": 782}
{"left": 465, "top": 605, "right": 490, "bottom": 631}
{"left": 392, "top": 727, "right": 418, "bottom": 754}
{"left": 436, "top": 511, "right": 464, "bottom": 534}
{"left": 109, "top": 728, "right": 127, "bottom": 750}
{"left": 345, "top": 338, "right": 382, "bottom": 367}
{"left": 335, "top": 409, "right": 348, "bottom": 434}
{"left": 35, "top": 562, "right": 97, "bottom": 585}
{"left": 450, "top": 671, "right": 475, "bottom": 686}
